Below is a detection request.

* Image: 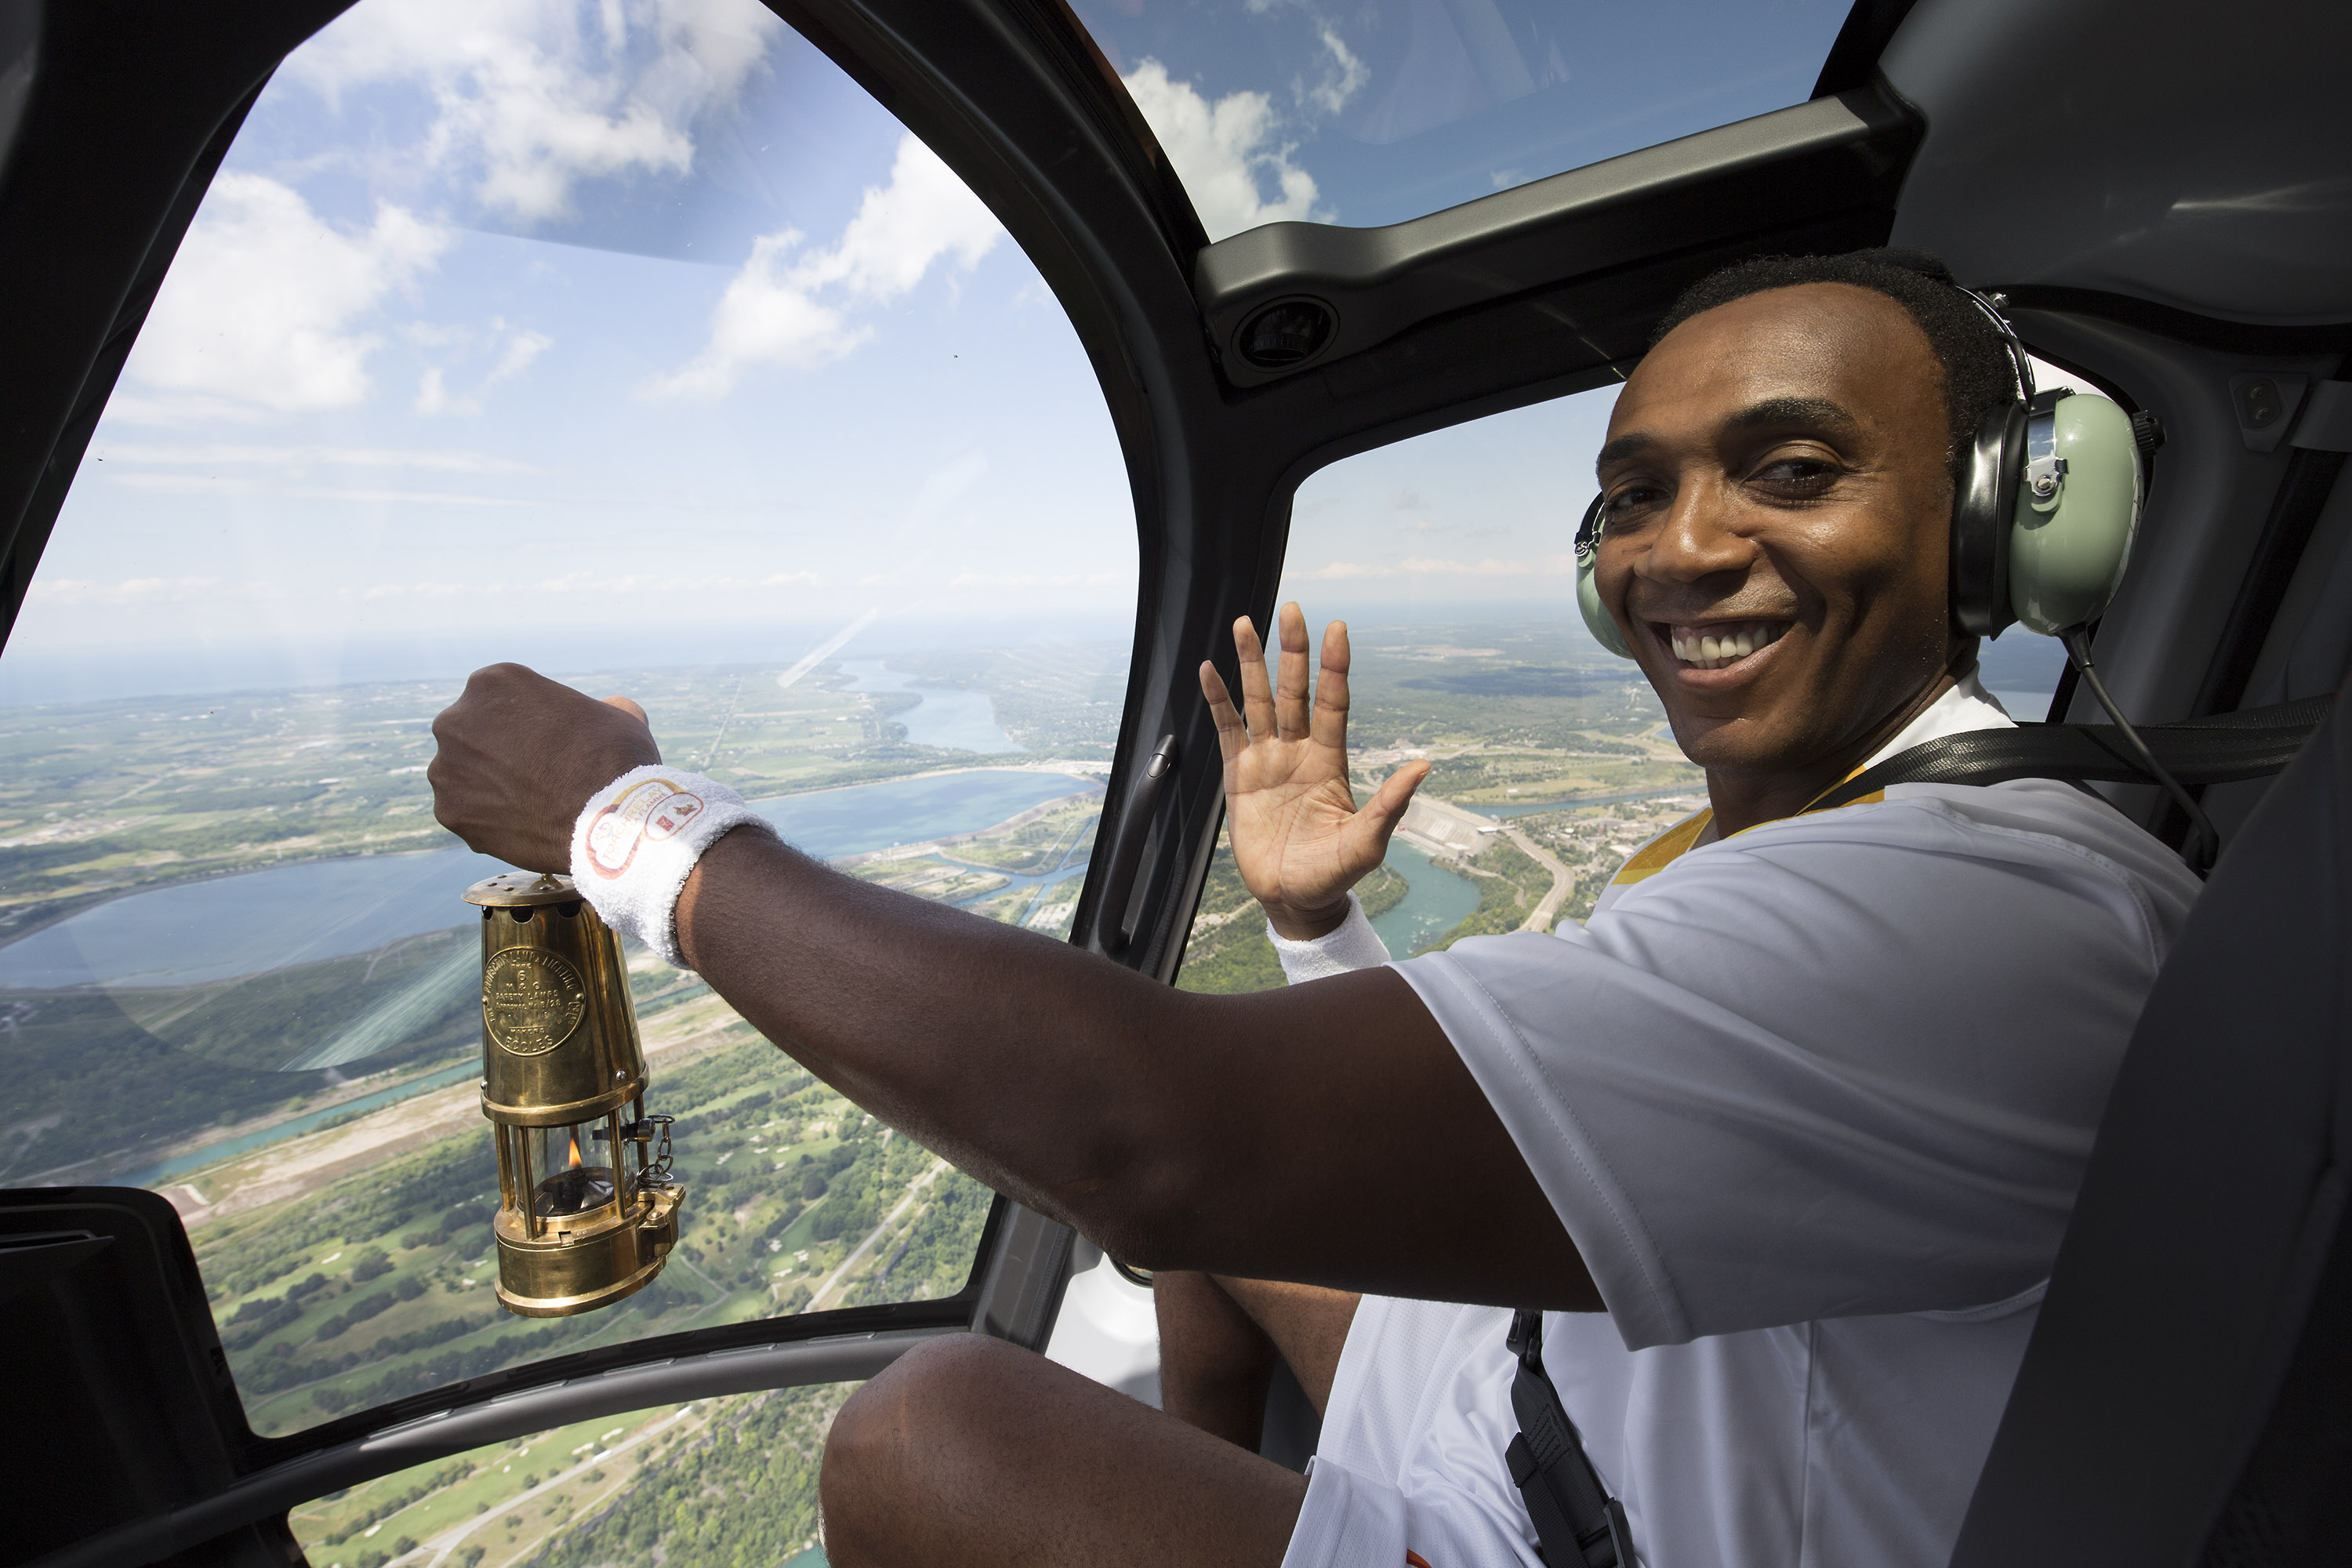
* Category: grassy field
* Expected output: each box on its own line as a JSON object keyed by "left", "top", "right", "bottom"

{"left": 13, "top": 622, "right": 1719, "bottom": 1566}
{"left": 186, "top": 962, "right": 993, "bottom": 1436}
{"left": 287, "top": 1388, "right": 848, "bottom": 1568}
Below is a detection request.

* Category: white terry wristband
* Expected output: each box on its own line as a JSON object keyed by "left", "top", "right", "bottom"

{"left": 570, "top": 765, "right": 765, "bottom": 969}
{"left": 1267, "top": 892, "right": 1393, "bottom": 984}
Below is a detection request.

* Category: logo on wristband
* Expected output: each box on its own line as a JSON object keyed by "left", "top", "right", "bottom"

{"left": 584, "top": 775, "right": 705, "bottom": 878}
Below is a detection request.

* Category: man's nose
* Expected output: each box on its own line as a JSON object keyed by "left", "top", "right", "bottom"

{"left": 1638, "top": 477, "right": 1753, "bottom": 585}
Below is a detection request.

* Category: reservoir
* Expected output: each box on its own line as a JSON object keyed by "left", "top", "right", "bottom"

{"left": 1371, "top": 841, "right": 1483, "bottom": 957}
{"left": 0, "top": 768, "right": 1097, "bottom": 990}
{"left": 840, "top": 659, "right": 1019, "bottom": 753}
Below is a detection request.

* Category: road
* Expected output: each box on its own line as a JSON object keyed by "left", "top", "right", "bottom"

{"left": 411, "top": 1405, "right": 702, "bottom": 1568}
{"left": 805, "top": 1157, "right": 951, "bottom": 1312}
{"left": 1499, "top": 825, "right": 1573, "bottom": 931}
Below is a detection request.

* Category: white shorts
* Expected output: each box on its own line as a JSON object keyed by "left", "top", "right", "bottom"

{"left": 1278, "top": 1296, "right": 1544, "bottom": 1568}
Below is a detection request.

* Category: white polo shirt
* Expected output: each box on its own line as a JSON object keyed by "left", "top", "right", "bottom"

{"left": 1274, "top": 678, "right": 2204, "bottom": 1568}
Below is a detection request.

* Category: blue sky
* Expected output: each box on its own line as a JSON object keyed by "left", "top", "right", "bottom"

{"left": 2, "top": 0, "right": 2078, "bottom": 707}
{"left": 9, "top": 0, "right": 1654, "bottom": 705}
{"left": 7, "top": 0, "right": 1143, "bottom": 700}
{"left": 1069, "top": 0, "right": 1853, "bottom": 236}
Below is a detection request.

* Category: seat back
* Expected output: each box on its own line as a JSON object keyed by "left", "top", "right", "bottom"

{"left": 1949, "top": 695, "right": 2351, "bottom": 1566}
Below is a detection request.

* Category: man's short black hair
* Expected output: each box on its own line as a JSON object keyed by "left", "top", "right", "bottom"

{"left": 1649, "top": 249, "right": 2017, "bottom": 483}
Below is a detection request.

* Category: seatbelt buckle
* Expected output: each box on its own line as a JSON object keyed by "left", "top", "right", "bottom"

{"left": 1589, "top": 1497, "right": 1634, "bottom": 1568}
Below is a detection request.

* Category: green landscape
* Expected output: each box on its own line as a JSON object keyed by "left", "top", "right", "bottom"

{"left": 2, "top": 619, "right": 1709, "bottom": 1566}
{"left": 1178, "top": 621, "right": 1704, "bottom": 994}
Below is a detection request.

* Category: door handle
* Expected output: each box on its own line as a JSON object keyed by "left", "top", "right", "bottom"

{"left": 1097, "top": 734, "right": 1178, "bottom": 952}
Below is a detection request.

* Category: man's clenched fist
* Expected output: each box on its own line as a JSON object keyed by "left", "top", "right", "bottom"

{"left": 430, "top": 663, "right": 662, "bottom": 873}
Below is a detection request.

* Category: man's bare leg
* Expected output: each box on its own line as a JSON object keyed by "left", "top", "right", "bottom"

{"left": 823, "top": 1333, "right": 1305, "bottom": 1568}
{"left": 1157, "top": 1271, "right": 1360, "bottom": 1447}
{"left": 1156, "top": 1270, "right": 1280, "bottom": 1447}
{"left": 1220, "top": 1276, "right": 1359, "bottom": 1411}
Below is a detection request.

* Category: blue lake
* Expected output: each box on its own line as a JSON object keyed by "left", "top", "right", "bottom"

{"left": 0, "top": 769, "right": 1097, "bottom": 990}
{"left": 1372, "top": 841, "right": 1483, "bottom": 957}
{"left": 840, "top": 659, "right": 1019, "bottom": 753}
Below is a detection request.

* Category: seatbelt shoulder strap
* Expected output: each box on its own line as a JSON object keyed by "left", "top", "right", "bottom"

{"left": 1804, "top": 695, "right": 2331, "bottom": 815}
{"left": 1504, "top": 1309, "right": 1634, "bottom": 1568}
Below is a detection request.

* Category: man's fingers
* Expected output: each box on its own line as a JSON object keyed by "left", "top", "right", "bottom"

{"left": 603, "top": 695, "right": 649, "bottom": 727}
{"left": 1308, "top": 618, "right": 1352, "bottom": 754}
{"left": 1200, "top": 660, "right": 1248, "bottom": 762}
{"left": 1273, "top": 601, "right": 1312, "bottom": 741}
{"left": 1355, "top": 760, "right": 1430, "bottom": 844}
{"left": 1232, "top": 615, "right": 1276, "bottom": 739}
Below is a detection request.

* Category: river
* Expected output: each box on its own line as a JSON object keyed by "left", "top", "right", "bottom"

{"left": 840, "top": 659, "right": 1019, "bottom": 753}
{"left": 115, "top": 1062, "right": 484, "bottom": 1190}
{"left": 1371, "top": 841, "right": 1483, "bottom": 957}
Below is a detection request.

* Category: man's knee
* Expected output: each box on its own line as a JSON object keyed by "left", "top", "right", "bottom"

{"left": 822, "top": 1333, "right": 1040, "bottom": 1556}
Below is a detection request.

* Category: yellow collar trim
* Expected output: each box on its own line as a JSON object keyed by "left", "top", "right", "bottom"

{"left": 1606, "top": 768, "right": 1893, "bottom": 888}
{"left": 1610, "top": 809, "right": 1715, "bottom": 887}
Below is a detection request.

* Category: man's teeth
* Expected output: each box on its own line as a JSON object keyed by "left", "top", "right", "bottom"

{"left": 1668, "top": 621, "right": 1788, "bottom": 670}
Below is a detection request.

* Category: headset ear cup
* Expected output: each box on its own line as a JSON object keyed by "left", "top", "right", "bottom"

{"left": 2009, "top": 394, "right": 2143, "bottom": 633}
{"left": 1951, "top": 401, "right": 2025, "bottom": 637}
{"left": 1575, "top": 495, "right": 1635, "bottom": 659}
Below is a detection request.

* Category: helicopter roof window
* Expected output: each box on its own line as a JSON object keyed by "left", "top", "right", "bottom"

{"left": 1069, "top": 0, "right": 1856, "bottom": 239}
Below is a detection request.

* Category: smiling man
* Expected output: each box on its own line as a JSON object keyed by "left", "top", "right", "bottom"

{"left": 427, "top": 251, "right": 2202, "bottom": 1568}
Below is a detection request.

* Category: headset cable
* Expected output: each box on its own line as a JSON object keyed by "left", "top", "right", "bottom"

{"left": 2058, "top": 625, "right": 2219, "bottom": 874}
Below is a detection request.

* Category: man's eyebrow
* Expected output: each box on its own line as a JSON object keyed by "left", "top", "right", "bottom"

{"left": 1727, "top": 395, "right": 1860, "bottom": 434}
{"left": 1593, "top": 397, "right": 1860, "bottom": 477}
{"left": 1595, "top": 431, "right": 1657, "bottom": 470}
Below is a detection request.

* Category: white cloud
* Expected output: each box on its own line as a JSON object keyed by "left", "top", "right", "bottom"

{"left": 414, "top": 368, "right": 462, "bottom": 416}
{"left": 492, "top": 328, "right": 555, "bottom": 380}
{"left": 25, "top": 577, "right": 287, "bottom": 608}
{"left": 96, "top": 443, "right": 539, "bottom": 474}
{"left": 357, "top": 568, "right": 823, "bottom": 602}
{"left": 1121, "top": 59, "right": 1323, "bottom": 240}
{"left": 98, "top": 394, "right": 286, "bottom": 429}
{"left": 645, "top": 229, "right": 858, "bottom": 394}
{"left": 1298, "top": 553, "right": 1577, "bottom": 580}
{"left": 357, "top": 581, "right": 489, "bottom": 601}
{"left": 529, "top": 570, "right": 824, "bottom": 593}
{"left": 129, "top": 175, "right": 450, "bottom": 413}
{"left": 286, "top": 0, "right": 777, "bottom": 224}
{"left": 416, "top": 322, "right": 554, "bottom": 414}
{"left": 107, "top": 474, "right": 539, "bottom": 508}
{"left": 1298, "top": 29, "right": 1368, "bottom": 118}
{"left": 948, "top": 572, "right": 1127, "bottom": 589}
{"left": 648, "top": 135, "right": 1002, "bottom": 400}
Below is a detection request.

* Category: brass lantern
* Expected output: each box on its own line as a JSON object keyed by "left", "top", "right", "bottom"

{"left": 467, "top": 870, "right": 684, "bottom": 1317}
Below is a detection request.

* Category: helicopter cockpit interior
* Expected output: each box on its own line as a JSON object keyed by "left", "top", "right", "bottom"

{"left": 3, "top": 0, "right": 2347, "bottom": 1565}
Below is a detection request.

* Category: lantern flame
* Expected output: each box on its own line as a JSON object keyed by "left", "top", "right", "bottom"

{"left": 566, "top": 1132, "right": 584, "bottom": 1171}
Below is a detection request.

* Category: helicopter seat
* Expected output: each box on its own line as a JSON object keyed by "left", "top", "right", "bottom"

{"left": 1948, "top": 688, "right": 2352, "bottom": 1567}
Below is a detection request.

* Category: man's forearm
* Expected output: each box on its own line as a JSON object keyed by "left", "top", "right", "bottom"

{"left": 675, "top": 826, "right": 1207, "bottom": 1253}
{"left": 670, "top": 826, "right": 1598, "bottom": 1308}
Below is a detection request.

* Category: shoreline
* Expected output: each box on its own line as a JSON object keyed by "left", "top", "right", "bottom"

{"left": 0, "top": 762, "right": 1112, "bottom": 968}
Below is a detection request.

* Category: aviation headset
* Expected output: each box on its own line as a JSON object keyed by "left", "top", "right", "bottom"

{"left": 1573, "top": 287, "right": 2146, "bottom": 658}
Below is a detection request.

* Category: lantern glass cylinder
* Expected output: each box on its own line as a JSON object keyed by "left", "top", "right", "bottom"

{"left": 530, "top": 1120, "right": 619, "bottom": 1221}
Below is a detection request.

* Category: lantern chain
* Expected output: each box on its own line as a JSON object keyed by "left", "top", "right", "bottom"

{"left": 640, "top": 1114, "right": 676, "bottom": 1184}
